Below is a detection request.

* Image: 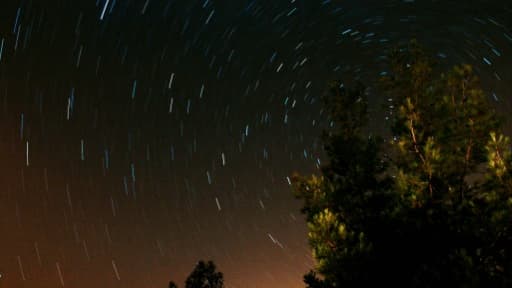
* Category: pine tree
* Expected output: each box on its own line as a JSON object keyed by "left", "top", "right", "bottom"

{"left": 293, "top": 40, "right": 512, "bottom": 287}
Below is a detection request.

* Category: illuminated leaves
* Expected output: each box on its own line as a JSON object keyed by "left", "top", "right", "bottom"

{"left": 292, "top": 174, "right": 330, "bottom": 220}
{"left": 308, "top": 208, "right": 345, "bottom": 254}
{"left": 485, "top": 132, "right": 511, "bottom": 179}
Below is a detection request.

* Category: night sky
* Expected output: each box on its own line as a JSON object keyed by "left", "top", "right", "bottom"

{"left": 0, "top": 0, "right": 511, "bottom": 287}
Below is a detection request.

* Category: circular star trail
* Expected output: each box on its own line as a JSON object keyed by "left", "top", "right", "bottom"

{"left": 0, "top": 0, "right": 511, "bottom": 287}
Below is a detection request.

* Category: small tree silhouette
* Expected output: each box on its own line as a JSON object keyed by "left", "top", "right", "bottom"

{"left": 169, "top": 281, "right": 178, "bottom": 288}
{"left": 185, "top": 260, "right": 224, "bottom": 288}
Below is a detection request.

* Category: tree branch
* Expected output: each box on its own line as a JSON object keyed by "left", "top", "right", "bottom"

{"left": 408, "top": 117, "right": 433, "bottom": 197}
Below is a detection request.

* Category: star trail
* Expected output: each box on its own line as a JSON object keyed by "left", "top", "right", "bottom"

{"left": 0, "top": 0, "right": 511, "bottom": 287}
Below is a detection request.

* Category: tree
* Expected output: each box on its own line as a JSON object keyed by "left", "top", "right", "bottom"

{"left": 184, "top": 260, "right": 224, "bottom": 288}
{"left": 169, "top": 281, "right": 178, "bottom": 288}
{"left": 293, "top": 40, "right": 512, "bottom": 287}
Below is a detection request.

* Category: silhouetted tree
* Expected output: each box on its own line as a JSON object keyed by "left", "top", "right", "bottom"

{"left": 185, "top": 260, "right": 224, "bottom": 288}
{"left": 293, "top": 40, "right": 512, "bottom": 287}
{"left": 168, "top": 281, "right": 178, "bottom": 288}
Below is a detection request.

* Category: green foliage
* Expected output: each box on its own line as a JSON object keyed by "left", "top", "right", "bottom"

{"left": 185, "top": 260, "right": 224, "bottom": 288}
{"left": 294, "top": 40, "right": 512, "bottom": 287}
